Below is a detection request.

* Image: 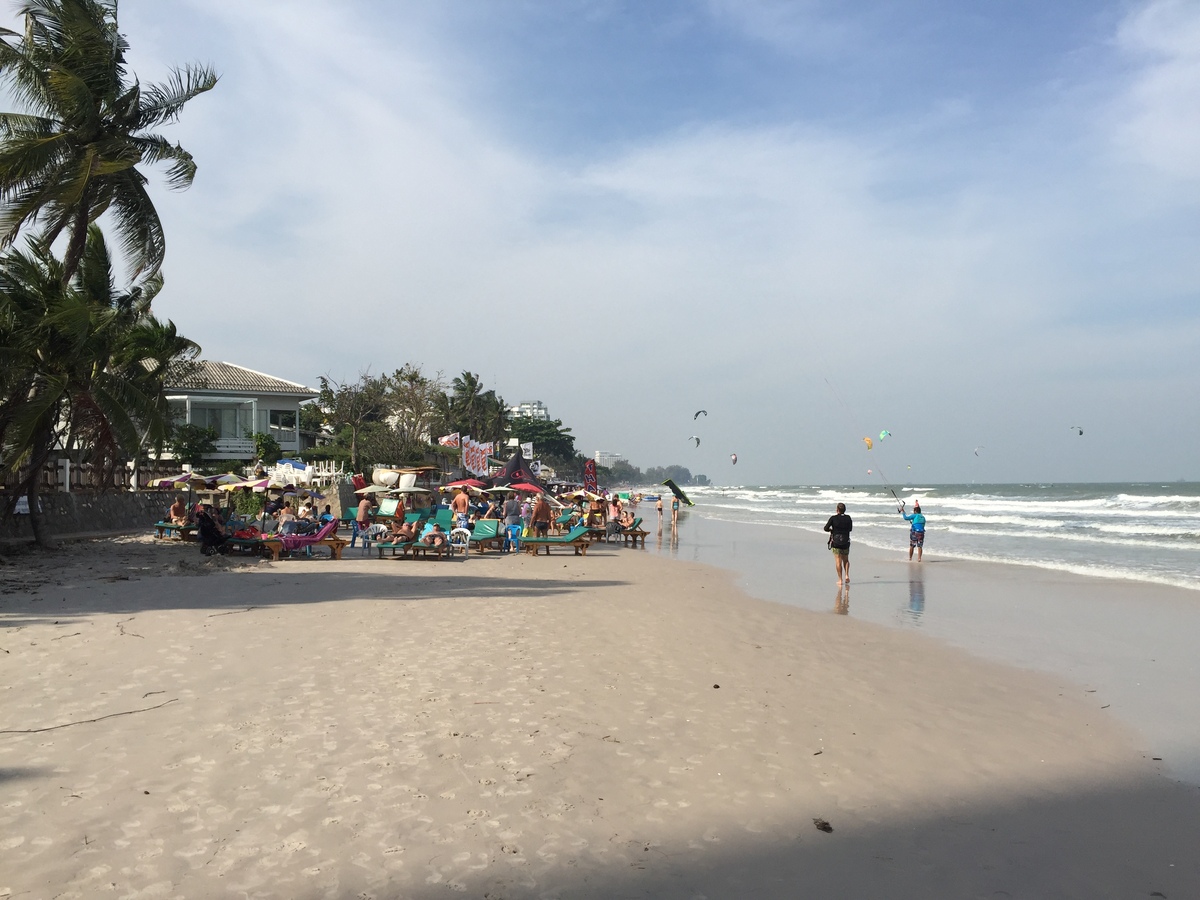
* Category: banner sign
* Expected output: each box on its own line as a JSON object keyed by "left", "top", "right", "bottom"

{"left": 530, "top": 460, "right": 542, "bottom": 477}
{"left": 438, "top": 432, "right": 460, "bottom": 448}
{"left": 462, "top": 437, "right": 489, "bottom": 476}
{"left": 520, "top": 442, "right": 534, "bottom": 459}
{"left": 583, "top": 459, "right": 597, "bottom": 494}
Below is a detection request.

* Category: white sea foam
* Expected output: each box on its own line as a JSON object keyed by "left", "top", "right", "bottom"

{"left": 683, "top": 482, "right": 1200, "bottom": 590}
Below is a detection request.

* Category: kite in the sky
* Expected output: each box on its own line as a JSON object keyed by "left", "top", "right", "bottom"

{"left": 730, "top": 453, "right": 738, "bottom": 465}
{"left": 689, "top": 435, "right": 700, "bottom": 447}
{"left": 1070, "top": 425, "right": 1083, "bottom": 435}
{"left": 694, "top": 410, "right": 707, "bottom": 419}
{"left": 974, "top": 446, "right": 984, "bottom": 456}
{"left": 863, "top": 437, "right": 873, "bottom": 450}
{"left": 879, "top": 430, "right": 891, "bottom": 441}
{"left": 867, "top": 469, "right": 872, "bottom": 475}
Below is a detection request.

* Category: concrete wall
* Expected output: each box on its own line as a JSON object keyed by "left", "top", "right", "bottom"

{"left": 0, "top": 491, "right": 173, "bottom": 540}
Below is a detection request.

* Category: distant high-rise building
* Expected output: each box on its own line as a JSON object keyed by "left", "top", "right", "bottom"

{"left": 509, "top": 400, "right": 550, "bottom": 420}
{"left": 594, "top": 450, "right": 627, "bottom": 467}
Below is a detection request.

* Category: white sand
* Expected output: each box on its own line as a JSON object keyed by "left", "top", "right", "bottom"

{"left": 1, "top": 536, "right": 1198, "bottom": 898}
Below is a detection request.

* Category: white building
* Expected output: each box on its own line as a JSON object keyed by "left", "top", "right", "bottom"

{"left": 165, "top": 361, "right": 317, "bottom": 462}
{"left": 509, "top": 400, "right": 550, "bottom": 421}
{"left": 594, "top": 450, "right": 627, "bottom": 467}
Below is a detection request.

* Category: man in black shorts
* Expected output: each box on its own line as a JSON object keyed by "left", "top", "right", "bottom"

{"left": 824, "top": 502, "right": 853, "bottom": 585}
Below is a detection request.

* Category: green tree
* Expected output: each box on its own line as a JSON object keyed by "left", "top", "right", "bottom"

{"left": 248, "top": 431, "right": 281, "bottom": 465}
{"left": 316, "top": 372, "right": 389, "bottom": 470}
{"left": 439, "top": 372, "right": 508, "bottom": 445}
{"left": 388, "top": 363, "right": 444, "bottom": 446}
{"left": 167, "top": 423, "right": 217, "bottom": 468}
{"left": 509, "top": 417, "right": 576, "bottom": 462}
{"left": 0, "top": 0, "right": 218, "bottom": 282}
{"left": 0, "top": 225, "right": 198, "bottom": 544}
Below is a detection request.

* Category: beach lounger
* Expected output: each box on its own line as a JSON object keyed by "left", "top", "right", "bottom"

{"left": 522, "top": 525, "right": 593, "bottom": 556}
{"left": 617, "top": 517, "right": 648, "bottom": 547}
{"left": 467, "top": 519, "right": 503, "bottom": 553}
{"left": 260, "top": 520, "right": 348, "bottom": 561}
{"left": 552, "top": 511, "right": 575, "bottom": 534}
{"left": 153, "top": 521, "right": 197, "bottom": 541}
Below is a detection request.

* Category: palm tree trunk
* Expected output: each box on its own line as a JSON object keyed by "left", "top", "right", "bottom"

{"left": 60, "top": 188, "right": 92, "bottom": 285}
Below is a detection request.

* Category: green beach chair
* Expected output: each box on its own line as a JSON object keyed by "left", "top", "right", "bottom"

{"left": 522, "top": 525, "right": 593, "bottom": 556}
{"left": 467, "top": 519, "right": 502, "bottom": 553}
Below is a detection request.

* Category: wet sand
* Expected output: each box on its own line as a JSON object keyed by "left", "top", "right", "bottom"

{"left": 653, "top": 510, "right": 1200, "bottom": 784}
{"left": 1, "top": 535, "right": 1198, "bottom": 898}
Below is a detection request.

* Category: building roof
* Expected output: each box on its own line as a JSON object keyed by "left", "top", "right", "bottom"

{"left": 167, "top": 361, "right": 317, "bottom": 397}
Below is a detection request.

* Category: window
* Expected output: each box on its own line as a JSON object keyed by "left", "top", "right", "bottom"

{"left": 269, "top": 409, "right": 297, "bottom": 443}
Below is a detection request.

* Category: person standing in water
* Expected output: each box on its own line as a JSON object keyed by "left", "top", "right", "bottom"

{"left": 824, "top": 502, "right": 853, "bottom": 585}
{"left": 900, "top": 501, "right": 926, "bottom": 561}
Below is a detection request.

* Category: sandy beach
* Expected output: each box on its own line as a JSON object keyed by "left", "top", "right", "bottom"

{"left": 2, "top": 535, "right": 1198, "bottom": 899}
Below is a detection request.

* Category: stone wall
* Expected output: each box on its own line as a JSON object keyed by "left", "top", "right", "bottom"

{"left": 0, "top": 491, "right": 174, "bottom": 540}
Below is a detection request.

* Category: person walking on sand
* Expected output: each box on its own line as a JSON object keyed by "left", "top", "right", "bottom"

{"left": 670, "top": 493, "right": 681, "bottom": 529}
{"left": 656, "top": 496, "right": 663, "bottom": 525}
{"left": 899, "top": 500, "right": 926, "bottom": 561}
{"left": 824, "top": 502, "right": 853, "bottom": 585}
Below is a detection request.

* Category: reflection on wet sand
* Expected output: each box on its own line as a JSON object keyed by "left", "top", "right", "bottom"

{"left": 906, "top": 566, "right": 926, "bottom": 623}
{"left": 835, "top": 586, "right": 849, "bottom": 615}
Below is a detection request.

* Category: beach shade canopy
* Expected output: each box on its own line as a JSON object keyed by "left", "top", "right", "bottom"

{"left": 218, "top": 477, "right": 270, "bottom": 492}
{"left": 153, "top": 472, "right": 209, "bottom": 489}
{"left": 561, "top": 489, "right": 603, "bottom": 501}
{"left": 208, "top": 473, "right": 244, "bottom": 486}
{"left": 485, "top": 485, "right": 516, "bottom": 493}
{"left": 509, "top": 482, "right": 543, "bottom": 493}
{"left": 488, "top": 448, "right": 548, "bottom": 491}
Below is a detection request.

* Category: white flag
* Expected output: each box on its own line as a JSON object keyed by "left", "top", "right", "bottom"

{"left": 521, "top": 442, "right": 533, "bottom": 458}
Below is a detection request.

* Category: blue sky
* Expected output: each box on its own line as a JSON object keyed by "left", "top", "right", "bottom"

{"left": 6, "top": 0, "right": 1198, "bottom": 483}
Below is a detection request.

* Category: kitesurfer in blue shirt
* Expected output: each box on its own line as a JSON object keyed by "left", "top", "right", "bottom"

{"left": 900, "top": 501, "right": 926, "bottom": 562}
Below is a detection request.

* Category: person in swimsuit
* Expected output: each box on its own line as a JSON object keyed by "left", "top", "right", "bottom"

{"left": 670, "top": 495, "right": 680, "bottom": 529}
{"left": 824, "top": 502, "right": 853, "bottom": 585}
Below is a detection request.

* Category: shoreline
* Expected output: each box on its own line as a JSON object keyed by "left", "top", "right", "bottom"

{"left": 645, "top": 508, "right": 1200, "bottom": 786}
{"left": 1, "top": 537, "right": 1199, "bottom": 897}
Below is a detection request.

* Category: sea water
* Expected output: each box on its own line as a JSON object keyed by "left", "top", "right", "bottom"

{"left": 686, "top": 482, "right": 1200, "bottom": 591}
{"left": 645, "top": 482, "right": 1200, "bottom": 782}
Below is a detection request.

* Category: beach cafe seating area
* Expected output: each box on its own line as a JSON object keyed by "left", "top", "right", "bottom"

{"left": 149, "top": 466, "right": 661, "bottom": 563}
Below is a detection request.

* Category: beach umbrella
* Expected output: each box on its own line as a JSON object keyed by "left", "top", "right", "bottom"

{"left": 355, "top": 484, "right": 391, "bottom": 494}
{"left": 207, "top": 473, "right": 244, "bottom": 487}
{"left": 509, "top": 482, "right": 543, "bottom": 493}
{"left": 446, "top": 478, "right": 487, "bottom": 488}
{"left": 486, "top": 485, "right": 517, "bottom": 493}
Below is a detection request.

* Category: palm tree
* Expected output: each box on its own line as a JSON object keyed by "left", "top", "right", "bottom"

{"left": 0, "top": 225, "right": 198, "bottom": 544}
{"left": 0, "top": 0, "right": 218, "bottom": 283}
{"left": 450, "top": 371, "right": 484, "bottom": 435}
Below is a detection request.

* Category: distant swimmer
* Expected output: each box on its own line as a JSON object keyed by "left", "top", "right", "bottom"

{"left": 899, "top": 500, "right": 926, "bottom": 562}
{"left": 824, "top": 502, "right": 853, "bottom": 585}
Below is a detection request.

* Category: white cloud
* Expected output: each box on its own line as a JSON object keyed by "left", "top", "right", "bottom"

{"left": 1112, "top": 0, "right": 1200, "bottom": 181}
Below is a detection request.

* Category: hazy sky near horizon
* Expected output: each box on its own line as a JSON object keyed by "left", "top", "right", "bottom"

{"left": 6, "top": 0, "right": 1198, "bottom": 484}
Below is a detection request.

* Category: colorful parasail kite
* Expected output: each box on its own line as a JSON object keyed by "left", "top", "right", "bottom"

{"left": 879, "top": 430, "right": 891, "bottom": 441}
{"left": 694, "top": 410, "right": 708, "bottom": 420}
{"left": 863, "top": 437, "right": 873, "bottom": 450}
